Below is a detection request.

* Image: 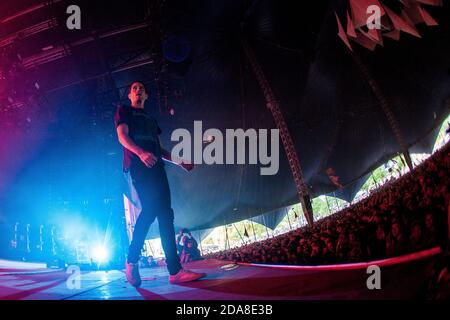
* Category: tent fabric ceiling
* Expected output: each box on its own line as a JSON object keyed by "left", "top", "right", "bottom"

{"left": 189, "top": 227, "right": 215, "bottom": 243}
{"left": 251, "top": 206, "right": 292, "bottom": 231}
{"left": 329, "top": 173, "right": 371, "bottom": 204}
{"left": 0, "top": 1, "right": 449, "bottom": 236}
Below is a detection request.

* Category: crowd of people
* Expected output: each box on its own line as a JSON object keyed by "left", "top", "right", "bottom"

{"left": 136, "top": 228, "right": 203, "bottom": 268}
{"left": 205, "top": 143, "right": 450, "bottom": 265}
{"left": 176, "top": 228, "right": 202, "bottom": 263}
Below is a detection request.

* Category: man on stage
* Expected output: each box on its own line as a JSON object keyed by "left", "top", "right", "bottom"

{"left": 115, "top": 81, "right": 206, "bottom": 287}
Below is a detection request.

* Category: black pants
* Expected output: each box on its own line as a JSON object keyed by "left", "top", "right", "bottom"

{"left": 126, "top": 161, "right": 182, "bottom": 275}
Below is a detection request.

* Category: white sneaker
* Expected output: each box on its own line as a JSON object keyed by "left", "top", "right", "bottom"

{"left": 169, "top": 269, "right": 206, "bottom": 284}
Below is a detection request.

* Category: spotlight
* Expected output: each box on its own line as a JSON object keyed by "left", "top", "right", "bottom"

{"left": 91, "top": 245, "right": 109, "bottom": 263}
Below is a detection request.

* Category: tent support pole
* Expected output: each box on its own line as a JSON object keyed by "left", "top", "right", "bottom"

{"left": 242, "top": 39, "right": 314, "bottom": 227}
{"left": 224, "top": 226, "right": 230, "bottom": 250}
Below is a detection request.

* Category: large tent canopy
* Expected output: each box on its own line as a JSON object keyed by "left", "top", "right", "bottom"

{"left": 0, "top": 0, "right": 449, "bottom": 239}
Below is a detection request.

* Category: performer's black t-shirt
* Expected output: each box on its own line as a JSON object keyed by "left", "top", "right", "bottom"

{"left": 114, "top": 105, "right": 162, "bottom": 171}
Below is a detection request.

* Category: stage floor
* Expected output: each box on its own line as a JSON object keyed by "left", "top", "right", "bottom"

{"left": 0, "top": 250, "right": 439, "bottom": 300}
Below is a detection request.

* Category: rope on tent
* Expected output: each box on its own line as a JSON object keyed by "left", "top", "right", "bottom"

{"left": 325, "top": 196, "right": 332, "bottom": 215}
{"left": 250, "top": 215, "right": 257, "bottom": 242}
{"left": 286, "top": 207, "right": 292, "bottom": 231}
{"left": 316, "top": 111, "right": 342, "bottom": 180}
{"left": 333, "top": 192, "right": 341, "bottom": 211}
{"left": 233, "top": 53, "right": 248, "bottom": 211}
{"left": 260, "top": 209, "right": 270, "bottom": 239}
{"left": 350, "top": 51, "right": 414, "bottom": 171}
{"left": 233, "top": 223, "right": 245, "bottom": 246}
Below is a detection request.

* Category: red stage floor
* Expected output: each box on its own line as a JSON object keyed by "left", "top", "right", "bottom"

{"left": 0, "top": 248, "right": 440, "bottom": 300}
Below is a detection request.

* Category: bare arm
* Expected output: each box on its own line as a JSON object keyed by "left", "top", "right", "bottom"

{"left": 117, "top": 123, "right": 157, "bottom": 168}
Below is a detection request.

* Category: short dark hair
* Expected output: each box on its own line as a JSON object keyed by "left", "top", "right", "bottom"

{"left": 129, "top": 81, "right": 147, "bottom": 94}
